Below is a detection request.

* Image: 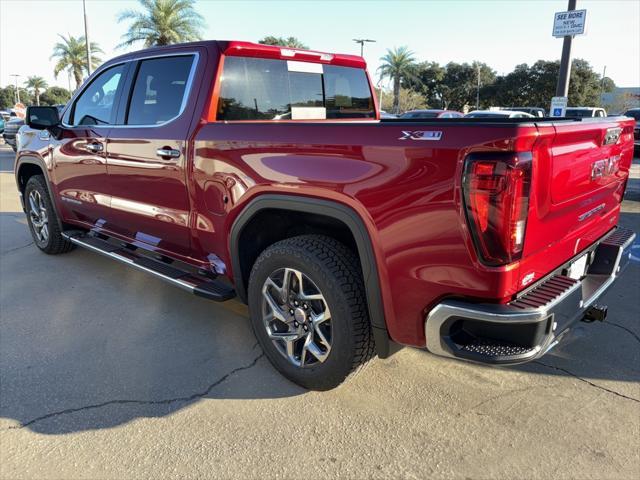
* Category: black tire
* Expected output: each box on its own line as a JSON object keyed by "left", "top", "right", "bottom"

{"left": 24, "top": 175, "right": 74, "bottom": 254}
{"left": 248, "top": 235, "right": 375, "bottom": 390}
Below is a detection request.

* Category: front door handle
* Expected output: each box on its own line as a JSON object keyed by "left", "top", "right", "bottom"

{"left": 156, "top": 148, "right": 181, "bottom": 159}
{"left": 85, "top": 142, "right": 103, "bottom": 153}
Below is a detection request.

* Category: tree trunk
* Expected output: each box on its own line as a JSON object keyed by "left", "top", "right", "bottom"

{"left": 393, "top": 76, "right": 400, "bottom": 114}
{"left": 74, "top": 69, "right": 83, "bottom": 90}
{"left": 35, "top": 88, "right": 40, "bottom": 106}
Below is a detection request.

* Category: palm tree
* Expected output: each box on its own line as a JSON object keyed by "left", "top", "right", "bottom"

{"left": 258, "top": 36, "right": 309, "bottom": 49}
{"left": 117, "top": 0, "right": 206, "bottom": 48}
{"left": 24, "top": 76, "right": 48, "bottom": 106}
{"left": 51, "top": 35, "right": 103, "bottom": 90}
{"left": 378, "top": 47, "right": 416, "bottom": 114}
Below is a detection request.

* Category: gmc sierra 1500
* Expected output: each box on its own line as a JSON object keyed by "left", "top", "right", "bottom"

{"left": 16, "top": 41, "right": 636, "bottom": 389}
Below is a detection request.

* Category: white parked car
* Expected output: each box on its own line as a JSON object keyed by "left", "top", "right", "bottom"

{"left": 464, "top": 110, "right": 535, "bottom": 118}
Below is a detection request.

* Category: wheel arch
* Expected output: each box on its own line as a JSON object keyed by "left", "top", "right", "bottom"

{"left": 229, "top": 194, "right": 396, "bottom": 358}
{"left": 15, "top": 155, "right": 64, "bottom": 230}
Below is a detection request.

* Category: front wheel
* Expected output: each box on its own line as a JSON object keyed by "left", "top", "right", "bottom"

{"left": 248, "top": 235, "right": 375, "bottom": 390}
{"left": 24, "top": 175, "right": 74, "bottom": 254}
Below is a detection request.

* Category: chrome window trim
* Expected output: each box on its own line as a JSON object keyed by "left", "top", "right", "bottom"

{"left": 62, "top": 51, "right": 200, "bottom": 129}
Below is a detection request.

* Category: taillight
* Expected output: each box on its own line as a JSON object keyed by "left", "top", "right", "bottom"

{"left": 462, "top": 152, "right": 532, "bottom": 266}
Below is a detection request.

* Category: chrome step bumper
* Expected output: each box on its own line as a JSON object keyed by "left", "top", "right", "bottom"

{"left": 424, "top": 226, "right": 636, "bottom": 365}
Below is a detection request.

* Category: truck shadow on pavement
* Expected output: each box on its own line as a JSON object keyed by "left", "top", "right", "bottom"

{"left": 0, "top": 205, "right": 638, "bottom": 435}
{"left": 0, "top": 213, "right": 304, "bottom": 435}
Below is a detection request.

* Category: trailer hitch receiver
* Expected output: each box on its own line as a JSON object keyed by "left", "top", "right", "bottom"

{"left": 582, "top": 304, "right": 608, "bottom": 323}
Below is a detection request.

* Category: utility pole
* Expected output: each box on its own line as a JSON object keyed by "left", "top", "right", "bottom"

{"left": 376, "top": 79, "right": 384, "bottom": 111}
{"left": 10, "top": 74, "right": 20, "bottom": 103}
{"left": 353, "top": 38, "right": 376, "bottom": 57}
{"left": 476, "top": 63, "right": 481, "bottom": 109}
{"left": 83, "top": 0, "right": 92, "bottom": 76}
{"left": 599, "top": 65, "right": 607, "bottom": 105}
{"left": 555, "top": 0, "right": 577, "bottom": 97}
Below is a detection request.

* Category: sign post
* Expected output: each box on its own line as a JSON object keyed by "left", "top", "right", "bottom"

{"left": 552, "top": 0, "right": 587, "bottom": 115}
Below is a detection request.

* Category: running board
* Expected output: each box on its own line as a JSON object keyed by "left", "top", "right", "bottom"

{"left": 62, "top": 232, "right": 235, "bottom": 302}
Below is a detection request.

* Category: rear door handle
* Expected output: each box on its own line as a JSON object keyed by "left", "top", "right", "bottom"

{"left": 85, "top": 142, "right": 103, "bottom": 153}
{"left": 156, "top": 148, "right": 181, "bottom": 159}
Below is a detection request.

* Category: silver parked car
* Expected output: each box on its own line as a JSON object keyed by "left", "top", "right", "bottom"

{"left": 464, "top": 110, "right": 535, "bottom": 119}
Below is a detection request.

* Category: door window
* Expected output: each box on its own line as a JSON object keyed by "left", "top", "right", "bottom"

{"left": 71, "top": 64, "right": 125, "bottom": 125}
{"left": 126, "top": 55, "right": 195, "bottom": 125}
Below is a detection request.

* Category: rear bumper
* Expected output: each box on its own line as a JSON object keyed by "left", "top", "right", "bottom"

{"left": 425, "top": 226, "right": 635, "bottom": 365}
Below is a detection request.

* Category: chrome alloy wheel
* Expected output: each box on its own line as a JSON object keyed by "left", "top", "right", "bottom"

{"left": 28, "top": 190, "right": 49, "bottom": 243}
{"left": 261, "top": 268, "right": 332, "bottom": 367}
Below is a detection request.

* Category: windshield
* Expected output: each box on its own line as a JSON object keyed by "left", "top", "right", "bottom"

{"left": 565, "top": 109, "right": 593, "bottom": 117}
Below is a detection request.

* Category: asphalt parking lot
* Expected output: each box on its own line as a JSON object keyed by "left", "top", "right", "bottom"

{"left": 1, "top": 143, "right": 639, "bottom": 479}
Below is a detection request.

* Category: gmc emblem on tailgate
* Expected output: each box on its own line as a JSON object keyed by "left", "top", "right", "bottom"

{"left": 591, "top": 155, "right": 621, "bottom": 180}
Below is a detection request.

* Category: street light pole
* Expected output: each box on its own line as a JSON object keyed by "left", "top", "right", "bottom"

{"left": 83, "top": 0, "right": 92, "bottom": 76}
{"left": 599, "top": 65, "right": 607, "bottom": 105}
{"left": 555, "top": 0, "right": 577, "bottom": 97}
{"left": 10, "top": 74, "right": 20, "bottom": 103}
{"left": 376, "top": 78, "right": 384, "bottom": 111}
{"left": 476, "top": 63, "right": 481, "bottom": 109}
{"left": 353, "top": 38, "right": 376, "bottom": 58}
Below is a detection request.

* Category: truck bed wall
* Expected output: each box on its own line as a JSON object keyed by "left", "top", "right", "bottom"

{"left": 192, "top": 122, "right": 545, "bottom": 345}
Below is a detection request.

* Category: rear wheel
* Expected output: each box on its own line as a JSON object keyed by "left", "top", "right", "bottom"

{"left": 248, "top": 235, "right": 375, "bottom": 390}
{"left": 24, "top": 175, "right": 74, "bottom": 254}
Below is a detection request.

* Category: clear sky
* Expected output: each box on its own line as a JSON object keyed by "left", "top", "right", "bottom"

{"left": 1, "top": 0, "right": 639, "bottom": 91}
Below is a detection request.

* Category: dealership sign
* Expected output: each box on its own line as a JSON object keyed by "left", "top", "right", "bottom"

{"left": 553, "top": 9, "right": 587, "bottom": 37}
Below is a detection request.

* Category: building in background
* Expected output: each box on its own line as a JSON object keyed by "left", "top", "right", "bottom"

{"left": 601, "top": 87, "right": 640, "bottom": 114}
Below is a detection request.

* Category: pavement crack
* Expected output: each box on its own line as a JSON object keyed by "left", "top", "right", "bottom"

{"left": 469, "top": 385, "right": 554, "bottom": 412}
{"left": 534, "top": 361, "right": 640, "bottom": 404}
{"left": 2, "top": 241, "right": 34, "bottom": 254}
{"left": 603, "top": 320, "right": 640, "bottom": 345}
{"left": 8, "top": 352, "right": 264, "bottom": 430}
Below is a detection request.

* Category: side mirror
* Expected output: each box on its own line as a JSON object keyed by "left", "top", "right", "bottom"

{"left": 26, "top": 106, "right": 60, "bottom": 130}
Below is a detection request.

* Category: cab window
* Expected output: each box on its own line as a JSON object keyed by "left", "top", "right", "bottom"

{"left": 218, "top": 56, "right": 375, "bottom": 121}
{"left": 126, "top": 55, "right": 195, "bottom": 125}
{"left": 71, "top": 64, "right": 125, "bottom": 126}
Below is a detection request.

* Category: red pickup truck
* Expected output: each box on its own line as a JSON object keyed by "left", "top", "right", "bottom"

{"left": 16, "top": 41, "right": 636, "bottom": 389}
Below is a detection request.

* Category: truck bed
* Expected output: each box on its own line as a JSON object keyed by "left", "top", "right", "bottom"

{"left": 194, "top": 115, "right": 636, "bottom": 346}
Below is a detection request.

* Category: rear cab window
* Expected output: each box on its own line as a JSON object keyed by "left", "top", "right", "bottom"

{"left": 217, "top": 56, "right": 375, "bottom": 121}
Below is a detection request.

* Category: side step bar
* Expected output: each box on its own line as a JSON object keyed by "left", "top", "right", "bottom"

{"left": 62, "top": 232, "right": 235, "bottom": 302}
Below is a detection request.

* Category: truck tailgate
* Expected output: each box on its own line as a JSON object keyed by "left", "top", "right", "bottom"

{"left": 550, "top": 120, "right": 628, "bottom": 204}
{"left": 518, "top": 117, "right": 635, "bottom": 288}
